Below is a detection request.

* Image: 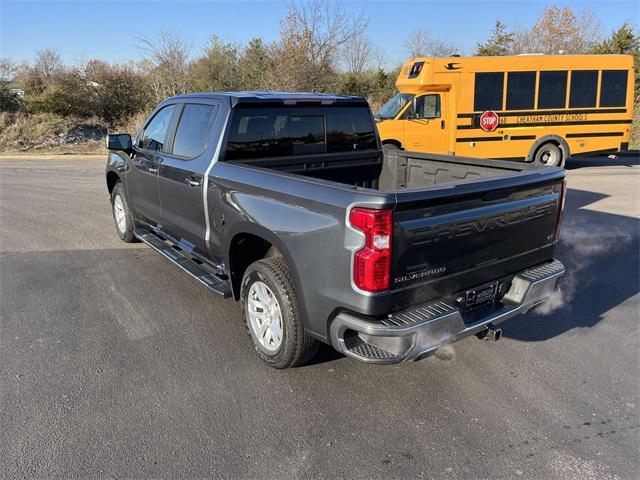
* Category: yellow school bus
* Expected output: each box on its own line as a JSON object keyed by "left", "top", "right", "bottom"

{"left": 375, "top": 55, "right": 635, "bottom": 167}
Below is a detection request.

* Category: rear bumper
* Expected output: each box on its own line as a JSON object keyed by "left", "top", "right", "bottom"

{"left": 330, "top": 259, "right": 565, "bottom": 364}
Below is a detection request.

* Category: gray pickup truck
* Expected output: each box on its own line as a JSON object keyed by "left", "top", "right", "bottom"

{"left": 105, "top": 92, "right": 566, "bottom": 368}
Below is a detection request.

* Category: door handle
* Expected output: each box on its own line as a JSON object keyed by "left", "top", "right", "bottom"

{"left": 185, "top": 176, "right": 201, "bottom": 187}
{"left": 441, "top": 120, "right": 446, "bottom": 129}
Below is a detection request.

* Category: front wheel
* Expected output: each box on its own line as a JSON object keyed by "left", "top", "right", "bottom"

{"left": 382, "top": 143, "right": 401, "bottom": 151}
{"left": 240, "top": 257, "right": 318, "bottom": 368}
{"left": 110, "top": 183, "right": 136, "bottom": 243}
{"left": 533, "top": 143, "right": 563, "bottom": 167}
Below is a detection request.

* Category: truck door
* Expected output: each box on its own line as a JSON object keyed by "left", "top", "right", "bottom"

{"left": 402, "top": 93, "right": 448, "bottom": 154}
{"left": 127, "top": 104, "right": 178, "bottom": 225}
{"left": 157, "top": 101, "right": 219, "bottom": 253}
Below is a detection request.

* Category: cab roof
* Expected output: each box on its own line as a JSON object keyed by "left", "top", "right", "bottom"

{"left": 166, "top": 91, "right": 369, "bottom": 107}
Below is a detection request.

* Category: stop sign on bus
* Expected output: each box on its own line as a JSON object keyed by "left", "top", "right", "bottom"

{"left": 479, "top": 110, "right": 500, "bottom": 132}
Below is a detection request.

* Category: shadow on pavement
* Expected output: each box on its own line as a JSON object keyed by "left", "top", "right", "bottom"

{"left": 501, "top": 187, "right": 639, "bottom": 342}
{"left": 567, "top": 151, "right": 639, "bottom": 169}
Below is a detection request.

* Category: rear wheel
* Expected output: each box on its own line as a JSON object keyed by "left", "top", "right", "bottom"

{"left": 110, "top": 183, "right": 136, "bottom": 243}
{"left": 240, "top": 257, "right": 318, "bottom": 368}
{"left": 533, "top": 142, "right": 563, "bottom": 167}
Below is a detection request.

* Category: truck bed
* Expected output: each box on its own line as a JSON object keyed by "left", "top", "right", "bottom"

{"left": 234, "top": 148, "right": 541, "bottom": 191}
{"left": 235, "top": 149, "right": 564, "bottom": 312}
{"left": 378, "top": 151, "right": 538, "bottom": 190}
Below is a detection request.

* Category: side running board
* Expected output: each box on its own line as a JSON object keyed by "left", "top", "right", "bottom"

{"left": 135, "top": 228, "right": 232, "bottom": 298}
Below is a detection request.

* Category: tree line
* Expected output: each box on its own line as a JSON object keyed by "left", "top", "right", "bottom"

{"left": 0, "top": 2, "right": 638, "bottom": 131}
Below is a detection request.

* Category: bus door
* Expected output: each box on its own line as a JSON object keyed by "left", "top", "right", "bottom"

{"left": 402, "top": 92, "right": 448, "bottom": 153}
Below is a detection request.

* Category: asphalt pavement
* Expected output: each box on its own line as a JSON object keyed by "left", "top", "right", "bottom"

{"left": 1, "top": 154, "right": 638, "bottom": 479}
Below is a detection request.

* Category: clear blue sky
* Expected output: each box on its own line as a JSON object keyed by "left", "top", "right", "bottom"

{"left": 1, "top": 0, "right": 638, "bottom": 67}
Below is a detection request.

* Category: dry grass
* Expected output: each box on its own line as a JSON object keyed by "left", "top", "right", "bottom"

{"left": 0, "top": 110, "right": 151, "bottom": 154}
{"left": 0, "top": 112, "right": 108, "bottom": 154}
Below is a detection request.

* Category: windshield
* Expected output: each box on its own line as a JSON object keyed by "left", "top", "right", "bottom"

{"left": 376, "top": 93, "right": 414, "bottom": 120}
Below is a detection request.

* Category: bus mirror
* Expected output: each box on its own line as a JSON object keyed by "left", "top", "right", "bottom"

{"left": 404, "top": 98, "right": 418, "bottom": 119}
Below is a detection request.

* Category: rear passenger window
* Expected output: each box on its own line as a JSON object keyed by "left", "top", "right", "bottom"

{"left": 599, "top": 70, "right": 627, "bottom": 107}
{"left": 569, "top": 70, "right": 598, "bottom": 108}
{"left": 474, "top": 72, "right": 504, "bottom": 111}
{"left": 506, "top": 72, "right": 535, "bottom": 110}
{"left": 538, "top": 71, "right": 567, "bottom": 109}
{"left": 139, "top": 105, "right": 176, "bottom": 152}
{"left": 172, "top": 104, "right": 215, "bottom": 158}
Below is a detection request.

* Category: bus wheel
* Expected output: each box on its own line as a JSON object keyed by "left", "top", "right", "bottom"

{"left": 534, "top": 143, "right": 562, "bottom": 167}
{"left": 383, "top": 143, "right": 401, "bottom": 151}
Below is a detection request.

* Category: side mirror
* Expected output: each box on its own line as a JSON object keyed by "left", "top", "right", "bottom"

{"left": 106, "top": 133, "right": 132, "bottom": 152}
{"left": 408, "top": 97, "right": 418, "bottom": 119}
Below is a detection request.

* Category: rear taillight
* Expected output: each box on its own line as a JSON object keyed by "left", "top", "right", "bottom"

{"left": 349, "top": 207, "right": 392, "bottom": 292}
{"left": 554, "top": 179, "right": 567, "bottom": 240}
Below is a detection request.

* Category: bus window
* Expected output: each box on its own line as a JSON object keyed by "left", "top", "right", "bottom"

{"left": 569, "top": 70, "right": 598, "bottom": 108}
{"left": 506, "top": 72, "right": 536, "bottom": 110}
{"left": 600, "top": 70, "right": 628, "bottom": 107}
{"left": 538, "top": 71, "right": 568, "bottom": 109}
{"left": 474, "top": 72, "right": 504, "bottom": 111}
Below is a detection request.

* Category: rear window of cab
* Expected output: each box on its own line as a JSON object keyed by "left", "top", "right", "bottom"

{"left": 224, "top": 106, "right": 377, "bottom": 160}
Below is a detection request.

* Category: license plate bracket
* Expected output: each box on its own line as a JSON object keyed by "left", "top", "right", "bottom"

{"left": 463, "top": 282, "right": 498, "bottom": 311}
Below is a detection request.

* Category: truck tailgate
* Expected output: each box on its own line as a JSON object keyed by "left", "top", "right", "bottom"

{"left": 389, "top": 169, "right": 565, "bottom": 311}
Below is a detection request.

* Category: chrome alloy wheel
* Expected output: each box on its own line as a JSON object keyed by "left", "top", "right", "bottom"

{"left": 113, "top": 194, "right": 126, "bottom": 234}
{"left": 246, "top": 281, "right": 283, "bottom": 352}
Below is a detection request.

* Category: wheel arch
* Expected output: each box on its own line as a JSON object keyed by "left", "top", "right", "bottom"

{"left": 527, "top": 135, "right": 570, "bottom": 167}
{"left": 106, "top": 171, "right": 120, "bottom": 194}
{"left": 382, "top": 139, "right": 403, "bottom": 150}
{"left": 226, "top": 224, "right": 300, "bottom": 304}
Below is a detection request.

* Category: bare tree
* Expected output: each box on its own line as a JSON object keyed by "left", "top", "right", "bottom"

{"left": 275, "top": 0, "right": 372, "bottom": 90}
{"left": 403, "top": 29, "right": 460, "bottom": 58}
{"left": 0, "top": 58, "right": 16, "bottom": 85}
{"left": 0, "top": 57, "right": 22, "bottom": 112}
{"left": 341, "top": 34, "right": 372, "bottom": 73}
{"left": 287, "top": 0, "right": 370, "bottom": 65}
{"left": 369, "top": 45, "right": 389, "bottom": 71}
{"left": 34, "top": 49, "right": 62, "bottom": 82}
{"left": 137, "top": 29, "right": 192, "bottom": 100}
{"left": 511, "top": 6, "right": 602, "bottom": 54}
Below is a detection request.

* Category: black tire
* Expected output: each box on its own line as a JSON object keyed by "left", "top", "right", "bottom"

{"left": 533, "top": 142, "right": 563, "bottom": 167}
{"left": 110, "top": 183, "right": 137, "bottom": 243}
{"left": 382, "top": 143, "right": 401, "bottom": 151}
{"left": 240, "top": 257, "right": 318, "bottom": 368}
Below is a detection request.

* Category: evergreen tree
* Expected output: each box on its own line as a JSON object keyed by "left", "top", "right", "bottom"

{"left": 590, "top": 22, "right": 639, "bottom": 55}
{"left": 591, "top": 22, "right": 640, "bottom": 148}
{"left": 591, "top": 22, "right": 639, "bottom": 98}
{"left": 475, "top": 21, "right": 514, "bottom": 56}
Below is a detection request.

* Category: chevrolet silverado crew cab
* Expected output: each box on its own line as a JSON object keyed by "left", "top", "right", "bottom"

{"left": 105, "top": 92, "right": 566, "bottom": 368}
